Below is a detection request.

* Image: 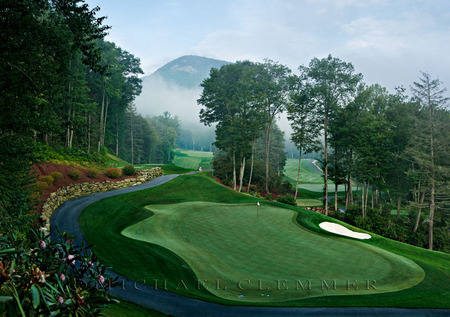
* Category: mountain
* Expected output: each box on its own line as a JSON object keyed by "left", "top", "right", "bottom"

{"left": 149, "top": 55, "right": 230, "bottom": 89}
{"left": 135, "top": 55, "right": 230, "bottom": 125}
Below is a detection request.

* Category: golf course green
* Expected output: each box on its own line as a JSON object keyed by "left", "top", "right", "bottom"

{"left": 80, "top": 173, "right": 450, "bottom": 307}
{"left": 172, "top": 149, "right": 213, "bottom": 170}
{"left": 122, "top": 201, "right": 424, "bottom": 302}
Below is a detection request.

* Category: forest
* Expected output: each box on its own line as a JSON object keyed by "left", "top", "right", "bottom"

{"left": 197, "top": 58, "right": 450, "bottom": 252}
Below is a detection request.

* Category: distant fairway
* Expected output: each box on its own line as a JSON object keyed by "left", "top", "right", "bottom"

{"left": 172, "top": 149, "right": 213, "bottom": 170}
{"left": 122, "top": 201, "right": 424, "bottom": 303}
{"left": 284, "top": 158, "right": 346, "bottom": 193}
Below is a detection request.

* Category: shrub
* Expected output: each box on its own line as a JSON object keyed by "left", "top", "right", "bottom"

{"left": 265, "top": 193, "right": 273, "bottom": 201}
{"left": 277, "top": 193, "right": 297, "bottom": 206}
{"left": 34, "top": 181, "right": 49, "bottom": 193}
{"left": 122, "top": 165, "right": 136, "bottom": 176}
{"left": 40, "top": 175, "right": 54, "bottom": 186}
{"left": 0, "top": 231, "right": 118, "bottom": 315}
{"left": 87, "top": 168, "right": 100, "bottom": 179}
{"left": 50, "top": 171, "right": 63, "bottom": 183}
{"left": 106, "top": 168, "right": 122, "bottom": 178}
{"left": 68, "top": 168, "right": 82, "bottom": 180}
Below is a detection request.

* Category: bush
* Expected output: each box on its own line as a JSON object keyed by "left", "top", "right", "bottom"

{"left": 34, "top": 181, "right": 49, "bottom": 193}
{"left": 0, "top": 231, "right": 118, "bottom": 315}
{"left": 50, "top": 171, "right": 63, "bottom": 183}
{"left": 122, "top": 165, "right": 136, "bottom": 176}
{"left": 87, "top": 168, "right": 100, "bottom": 179}
{"left": 277, "top": 193, "right": 297, "bottom": 206}
{"left": 40, "top": 175, "right": 54, "bottom": 186}
{"left": 68, "top": 168, "right": 82, "bottom": 180}
{"left": 265, "top": 193, "right": 273, "bottom": 201}
{"left": 106, "top": 168, "right": 122, "bottom": 178}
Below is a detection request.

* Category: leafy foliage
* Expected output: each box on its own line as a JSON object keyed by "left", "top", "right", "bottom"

{"left": 105, "top": 168, "right": 122, "bottom": 179}
{"left": 0, "top": 230, "right": 118, "bottom": 315}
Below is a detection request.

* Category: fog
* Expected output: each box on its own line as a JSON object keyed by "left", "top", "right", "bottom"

{"left": 134, "top": 74, "right": 293, "bottom": 137}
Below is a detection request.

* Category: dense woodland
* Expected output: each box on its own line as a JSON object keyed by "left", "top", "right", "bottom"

{"left": 198, "top": 57, "right": 449, "bottom": 252}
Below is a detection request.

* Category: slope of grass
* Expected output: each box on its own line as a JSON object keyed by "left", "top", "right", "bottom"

{"left": 134, "top": 163, "right": 195, "bottom": 175}
{"left": 172, "top": 149, "right": 213, "bottom": 170}
{"left": 79, "top": 173, "right": 450, "bottom": 308}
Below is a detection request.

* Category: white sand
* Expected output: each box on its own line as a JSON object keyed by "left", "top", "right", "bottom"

{"left": 319, "top": 222, "right": 371, "bottom": 240}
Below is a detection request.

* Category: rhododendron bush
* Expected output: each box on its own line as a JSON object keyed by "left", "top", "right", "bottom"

{"left": 0, "top": 230, "right": 118, "bottom": 315}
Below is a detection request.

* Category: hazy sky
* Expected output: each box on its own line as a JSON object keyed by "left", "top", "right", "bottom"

{"left": 85, "top": 0, "right": 450, "bottom": 93}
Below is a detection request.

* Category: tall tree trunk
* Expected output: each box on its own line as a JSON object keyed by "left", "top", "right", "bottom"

{"left": 247, "top": 140, "right": 255, "bottom": 193}
{"left": 102, "top": 96, "right": 109, "bottom": 147}
{"left": 294, "top": 148, "right": 302, "bottom": 200}
{"left": 232, "top": 149, "right": 237, "bottom": 191}
{"left": 397, "top": 196, "right": 401, "bottom": 219}
{"left": 335, "top": 183, "right": 338, "bottom": 212}
{"left": 347, "top": 148, "right": 353, "bottom": 206}
{"left": 324, "top": 111, "right": 329, "bottom": 216}
{"left": 429, "top": 100, "right": 435, "bottom": 250}
{"left": 365, "top": 181, "right": 370, "bottom": 218}
{"left": 87, "top": 114, "right": 91, "bottom": 154}
{"left": 98, "top": 79, "right": 105, "bottom": 153}
{"left": 130, "top": 113, "right": 134, "bottom": 164}
{"left": 361, "top": 182, "right": 365, "bottom": 219}
{"left": 115, "top": 113, "right": 119, "bottom": 156}
{"left": 265, "top": 121, "right": 273, "bottom": 193}
{"left": 238, "top": 156, "right": 246, "bottom": 192}
{"left": 413, "top": 191, "right": 426, "bottom": 233}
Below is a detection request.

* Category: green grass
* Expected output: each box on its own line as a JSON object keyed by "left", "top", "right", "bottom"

{"left": 390, "top": 209, "right": 410, "bottom": 217}
{"left": 80, "top": 173, "right": 450, "bottom": 308}
{"left": 296, "top": 199, "right": 324, "bottom": 207}
{"left": 284, "top": 159, "right": 324, "bottom": 185}
{"left": 172, "top": 149, "right": 213, "bottom": 170}
{"left": 104, "top": 298, "right": 169, "bottom": 316}
{"left": 123, "top": 201, "right": 423, "bottom": 303}
{"left": 133, "top": 163, "right": 195, "bottom": 175}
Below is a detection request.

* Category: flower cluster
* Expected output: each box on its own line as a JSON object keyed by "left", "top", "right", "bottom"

{"left": 0, "top": 230, "right": 118, "bottom": 315}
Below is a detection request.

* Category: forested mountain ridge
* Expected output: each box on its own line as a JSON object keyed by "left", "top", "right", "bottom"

{"left": 145, "top": 55, "right": 231, "bottom": 89}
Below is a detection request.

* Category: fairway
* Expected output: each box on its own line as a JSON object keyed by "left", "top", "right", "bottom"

{"left": 122, "top": 201, "right": 425, "bottom": 303}
{"left": 284, "top": 159, "right": 346, "bottom": 193}
{"left": 172, "top": 149, "right": 213, "bottom": 170}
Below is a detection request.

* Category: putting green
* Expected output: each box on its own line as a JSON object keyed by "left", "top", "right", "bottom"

{"left": 122, "top": 202, "right": 424, "bottom": 303}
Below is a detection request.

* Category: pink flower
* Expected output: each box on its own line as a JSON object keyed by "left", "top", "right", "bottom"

{"left": 57, "top": 296, "right": 64, "bottom": 305}
{"left": 59, "top": 273, "right": 65, "bottom": 282}
{"left": 97, "top": 275, "right": 105, "bottom": 284}
{"left": 39, "top": 240, "right": 46, "bottom": 249}
{"left": 66, "top": 255, "right": 75, "bottom": 264}
{"left": 88, "top": 261, "right": 94, "bottom": 268}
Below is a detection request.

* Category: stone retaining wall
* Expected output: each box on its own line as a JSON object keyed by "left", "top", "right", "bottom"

{"left": 41, "top": 167, "right": 163, "bottom": 232}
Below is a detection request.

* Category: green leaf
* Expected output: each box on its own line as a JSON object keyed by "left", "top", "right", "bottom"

{"left": 30, "top": 284, "right": 40, "bottom": 309}
{"left": 0, "top": 296, "right": 13, "bottom": 303}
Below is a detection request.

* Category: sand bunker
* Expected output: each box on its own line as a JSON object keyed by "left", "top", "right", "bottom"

{"left": 319, "top": 222, "right": 371, "bottom": 239}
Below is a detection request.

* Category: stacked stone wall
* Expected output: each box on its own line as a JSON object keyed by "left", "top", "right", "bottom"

{"left": 41, "top": 167, "right": 163, "bottom": 232}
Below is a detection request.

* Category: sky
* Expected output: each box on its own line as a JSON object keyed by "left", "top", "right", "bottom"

{"left": 85, "top": 0, "right": 450, "bottom": 93}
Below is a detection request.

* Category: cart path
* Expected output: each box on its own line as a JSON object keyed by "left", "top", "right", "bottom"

{"left": 50, "top": 173, "right": 448, "bottom": 317}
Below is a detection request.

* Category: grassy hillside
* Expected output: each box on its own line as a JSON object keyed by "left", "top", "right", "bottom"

{"left": 80, "top": 173, "right": 450, "bottom": 308}
{"left": 172, "top": 149, "right": 213, "bottom": 170}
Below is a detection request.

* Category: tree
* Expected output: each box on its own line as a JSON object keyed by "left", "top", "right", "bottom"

{"left": 299, "top": 55, "right": 362, "bottom": 215}
{"left": 259, "top": 60, "right": 291, "bottom": 192}
{"left": 411, "top": 72, "right": 449, "bottom": 250}
{"left": 199, "top": 61, "right": 266, "bottom": 191}
{"left": 286, "top": 75, "right": 321, "bottom": 200}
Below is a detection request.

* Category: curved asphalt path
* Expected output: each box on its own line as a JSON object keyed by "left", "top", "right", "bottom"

{"left": 51, "top": 173, "right": 449, "bottom": 316}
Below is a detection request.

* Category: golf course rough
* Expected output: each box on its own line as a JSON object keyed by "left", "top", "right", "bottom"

{"left": 122, "top": 201, "right": 425, "bottom": 303}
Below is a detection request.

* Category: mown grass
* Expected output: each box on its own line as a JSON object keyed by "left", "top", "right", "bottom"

{"left": 172, "top": 149, "right": 213, "bottom": 170}
{"left": 80, "top": 173, "right": 450, "bottom": 308}
{"left": 134, "top": 163, "right": 195, "bottom": 175}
